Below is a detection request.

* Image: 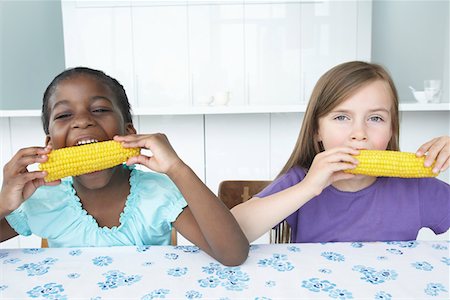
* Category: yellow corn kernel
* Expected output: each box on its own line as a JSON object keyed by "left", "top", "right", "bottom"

{"left": 39, "top": 140, "right": 140, "bottom": 182}
{"left": 345, "top": 150, "right": 437, "bottom": 178}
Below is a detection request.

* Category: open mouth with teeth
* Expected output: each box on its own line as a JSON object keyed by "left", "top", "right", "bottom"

{"left": 76, "top": 139, "right": 99, "bottom": 146}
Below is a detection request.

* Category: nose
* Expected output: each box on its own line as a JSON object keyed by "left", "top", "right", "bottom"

{"left": 72, "top": 112, "right": 94, "bottom": 129}
{"left": 350, "top": 121, "right": 367, "bottom": 141}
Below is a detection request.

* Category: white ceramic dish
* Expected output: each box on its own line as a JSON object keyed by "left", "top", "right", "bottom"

{"left": 412, "top": 90, "right": 428, "bottom": 103}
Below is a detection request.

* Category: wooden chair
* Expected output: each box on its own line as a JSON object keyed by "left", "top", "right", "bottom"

{"left": 218, "top": 180, "right": 291, "bottom": 244}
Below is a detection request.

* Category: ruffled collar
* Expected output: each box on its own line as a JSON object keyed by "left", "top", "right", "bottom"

{"left": 64, "top": 165, "right": 139, "bottom": 232}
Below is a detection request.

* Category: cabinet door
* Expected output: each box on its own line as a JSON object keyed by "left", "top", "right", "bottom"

{"left": 132, "top": 5, "right": 189, "bottom": 108}
{"left": 73, "top": 1, "right": 131, "bottom": 8}
{"left": 188, "top": 4, "right": 245, "bottom": 107}
{"left": 0, "top": 118, "right": 10, "bottom": 184}
{"left": 205, "top": 114, "right": 271, "bottom": 195}
{"left": 301, "top": 1, "right": 358, "bottom": 101}
{"left": 245, "top": 3, "right": 302, "bottom": 105}
{"left": 61, "top": 2, "right": 135, "bottom": 106}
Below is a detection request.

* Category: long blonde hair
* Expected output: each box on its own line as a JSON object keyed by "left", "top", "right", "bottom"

{"left": 278, "top": 61, "right": 399, "bottom": 176}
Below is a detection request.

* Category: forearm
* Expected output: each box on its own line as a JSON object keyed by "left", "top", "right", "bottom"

{"left": 0, "top": 194, "right": 14, "bottom": 220}
{"left": 231, "top": 181, "right": 317, "bottom": 243}
{"left": 0, "top": 208, "right": 10, "bottom": 220}
{"left": 167, "top": 162, "right": 249, "bottom": 264}
{"left": 0, "top": 199, "right": 18, "bottom": 242}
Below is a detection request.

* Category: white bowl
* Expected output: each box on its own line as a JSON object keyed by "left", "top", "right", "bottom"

{"left": 412, "top": 91, "right": 428, "bottom": 103}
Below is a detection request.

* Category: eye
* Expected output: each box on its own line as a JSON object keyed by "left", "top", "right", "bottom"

{"left": 54, "top": 113, "right": 72, "bottom": 120}
{"left": 369, "top": 116, "right": 384, "bottom": 122}
{"left": 92, "top": 107, "right": 111, "bottom": 113}
{"left": 334, "top": 115, "right": 349, "bottom": 121}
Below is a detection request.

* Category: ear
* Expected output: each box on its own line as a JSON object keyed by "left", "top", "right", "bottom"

{"left": 45, "top": 135, "right": 52, "bottom": 146}
{"left": 125, "top": 123, "right": 137, "bottom": 135}
{"left": 314, "top": 131, "right": 322, "bottom": 143}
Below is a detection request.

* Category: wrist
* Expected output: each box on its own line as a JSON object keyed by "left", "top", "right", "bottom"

{"left": 297, "top": 179, "right": 323, "bottom": 198}
{"left": 166, "top": 159, "right": 189, "bottom": 180}
{"left": 0, "top": 196, "right": 15, "bottom": 218}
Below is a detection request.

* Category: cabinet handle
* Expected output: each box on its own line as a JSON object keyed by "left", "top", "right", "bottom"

{"left": 246, "top": 72, "right": 250, "bottom": 105}
{"left": 302, "top": 72, "right": 306, "bottom": 104}
{"left": 191, "top": 72, "right": 194, "bottom": 106}
{"left": 135, "top": 75, "right": 139, "bottom": 107}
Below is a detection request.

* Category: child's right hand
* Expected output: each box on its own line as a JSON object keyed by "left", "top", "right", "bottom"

{"left": 114, "top": 133, "right": 184, "bottom": 175}
{"left": 416, "top": 136, "right": 450, "bottom": 173}
{"left": 302, "top": 147, "right": 360, "bottom": 195}
{"left": 0, "top": 146, "right": 60, "bottom": 214}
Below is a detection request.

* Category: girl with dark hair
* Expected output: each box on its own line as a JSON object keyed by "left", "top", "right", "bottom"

{"left": 0, "top": 67, "right": 249, "bottom": 266}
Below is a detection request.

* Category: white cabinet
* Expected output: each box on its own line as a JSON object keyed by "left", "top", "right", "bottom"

{"left": 244, "top": 1, "right": 368, "bottom": 105}
{"left": 132, "top": 5, "right": 190, "bottom": 108}
{"left": 138, "top": 115, "right": 205, "bottom": 181}
{"left": 0, "top": 119, "right": 10, "bottom": 177}
{"left": 188, "top": 4, "right": 245, "bottom": 107}
{"left": 205, "top": 114, "right": 271, "bottom": 194}
{"left": 61, "top": 2, "right": 135, "bottom": 106}
{"left": 300, "top": 1, "right": 361, "bottom": 101}
{"left": 73, "top": 1, "right": 132, "bottom": 8}
{"left": 60, "top": 0, "right": 372, "bottom": 113}
{"left": 245, "top": 3, "right": 302, "bottom": 105}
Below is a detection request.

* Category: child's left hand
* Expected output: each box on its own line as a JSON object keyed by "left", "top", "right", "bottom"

{"left": 416, "top": 136, "right": 450, "bottom": 173}
{"left": 114, "top": 133, "right": 184, "bottom": 174}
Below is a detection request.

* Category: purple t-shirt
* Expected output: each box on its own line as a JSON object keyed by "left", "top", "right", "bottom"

{"left": 256, "top": 166, "right": 450, "bottom": 243}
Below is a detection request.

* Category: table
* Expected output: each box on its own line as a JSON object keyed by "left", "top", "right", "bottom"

{"left": 1, "top": 241, "right": 449, "bottom": 299}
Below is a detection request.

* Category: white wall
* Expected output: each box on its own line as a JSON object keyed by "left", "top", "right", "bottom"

{"left": 1, "top": 111, "right": 448, "bottom": 248}
{"left": 0, "top": 0, "right": 65, "bottom": 110}
{"left": 372, "top": 0, "right": 449, "bottom": 104}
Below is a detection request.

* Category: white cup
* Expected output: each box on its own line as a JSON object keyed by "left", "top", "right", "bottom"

{"left": 211, "top": 91, "right": 230, "bottom": 106}
{"left": 196, "top": 96, "right": 213, "bottom": 106}
{"left": 424, "top": 80, "right": 441, "bottom": 103}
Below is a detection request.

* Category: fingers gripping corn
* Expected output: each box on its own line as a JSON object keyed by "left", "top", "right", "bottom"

{"left": 345, "top": 150, "right": 437, "bottom": 178}
{"left": 39, "top": 140, "right": 140, "bottom": 182}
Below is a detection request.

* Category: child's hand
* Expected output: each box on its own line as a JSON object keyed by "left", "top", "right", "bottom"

{"left": 302, "top": 147, "right": 359, "bottom": 195}
{"left": 114, "top": 133, "right": 184, "bottom": 174}
{"left": 0, "top": 146, "right": 60, "bottom": 214}
{"left": 416, "top": 136, "right": 450, "bottom": 173}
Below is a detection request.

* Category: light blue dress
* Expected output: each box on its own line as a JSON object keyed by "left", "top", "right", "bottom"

{"left": 6, "top": 166, "right": 187, "bottom": 247}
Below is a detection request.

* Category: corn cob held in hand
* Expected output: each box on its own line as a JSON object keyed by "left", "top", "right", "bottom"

{"left": 344, "top": 150, "right": 437, "bottom": 178}
{"left": 39, "top": 140, "right": 140, "bottom": 182}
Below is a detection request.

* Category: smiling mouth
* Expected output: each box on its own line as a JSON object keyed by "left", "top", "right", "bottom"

{"left": 76, "top": 139, "right": 99, "bottom": 146}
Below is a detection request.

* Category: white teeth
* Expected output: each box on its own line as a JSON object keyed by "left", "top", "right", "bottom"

{"left": 76, "top": 139, "right": 98, "bottom": 146}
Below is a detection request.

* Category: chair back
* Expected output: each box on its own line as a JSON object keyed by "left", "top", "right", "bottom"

{"left": 217, "top": 180, "right": 291, "bottom": 243}
{"left": 218, "top": 180, "right": 272, "bottom": 209}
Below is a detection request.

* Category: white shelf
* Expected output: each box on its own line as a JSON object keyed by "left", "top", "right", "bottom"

{"left": 1, "top": 103, "right": 449, "bottom": 117}
{"left": 399, "top": 102, "right": 450, "bottom": 111}
{"left": 0, "top": 110, "right": 43, "bottom": 117}
{"left": 133, "top": 104, "right": 310, "bottom": 115}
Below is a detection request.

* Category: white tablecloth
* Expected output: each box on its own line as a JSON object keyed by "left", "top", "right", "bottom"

{"left": 1, "top": 241, "right": 449, "bottom": 299}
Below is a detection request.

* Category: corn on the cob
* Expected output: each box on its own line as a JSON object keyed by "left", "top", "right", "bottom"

{"left": 345, "top": 150, "right": 437, "bottom": 178}
{"left": 39, "top": 140, "right": 140, "bottom": 182}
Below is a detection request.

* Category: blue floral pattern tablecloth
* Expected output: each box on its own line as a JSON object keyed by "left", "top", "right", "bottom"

{"left": 1, "top": 241, "right": 448, "bottom": 299}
